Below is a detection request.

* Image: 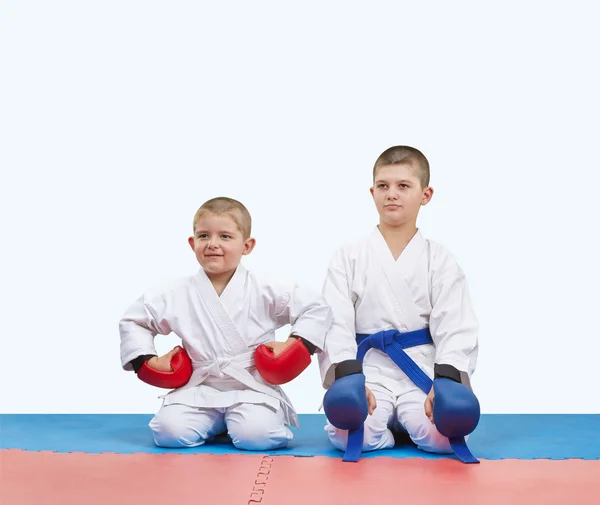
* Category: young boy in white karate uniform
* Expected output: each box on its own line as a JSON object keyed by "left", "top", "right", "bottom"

{"left": 320, "top": 146, "right": 479, "bottom": 457}
{"left": 120, "top": 197, "right": 332, "bottom": 451}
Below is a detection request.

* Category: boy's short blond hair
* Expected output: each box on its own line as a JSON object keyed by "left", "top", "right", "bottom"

{"left": 373, "top": 146, "right": 430, "bottom": 188}
{"left": 192, "top": 197, "right": 252, "bottom": 239}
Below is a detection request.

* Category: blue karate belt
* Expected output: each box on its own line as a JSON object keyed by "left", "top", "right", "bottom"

{"left": 344, "top": 328, "right": 477, "bottom": 464}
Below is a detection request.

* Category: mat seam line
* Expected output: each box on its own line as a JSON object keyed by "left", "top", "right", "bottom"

{"left": 247, "top": 455, "right": 273, "bottom": 504}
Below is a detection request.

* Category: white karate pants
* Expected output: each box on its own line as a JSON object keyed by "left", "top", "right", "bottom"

{"left": 326, "top": 380, "right": 456, "bottom": 455}
{"left": 150, "top": 402, "right": 293, "bottom": 451}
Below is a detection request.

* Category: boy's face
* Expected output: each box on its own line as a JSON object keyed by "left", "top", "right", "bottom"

{"left": 188, "top": 214, "right": 255, "bottom": 277}
{"left": 370, "top": 163, "right": 433, "bottom": 227}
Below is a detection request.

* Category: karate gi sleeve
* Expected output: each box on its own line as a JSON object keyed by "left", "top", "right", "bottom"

{"left": 268, "top": 282, "right": 333, "bottom": 355}
{"left": 119, "top": 293, "right": 173, "bottom": 371}
{"left": 429, "top": 255, "right": 479, "bottom": 378}
{"left": 318, "top": 250, "right": 359, "bottom": 389}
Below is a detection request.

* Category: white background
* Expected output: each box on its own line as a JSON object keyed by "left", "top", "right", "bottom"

{"left": 1, "top": 1, "right": 598, "bottom": 414}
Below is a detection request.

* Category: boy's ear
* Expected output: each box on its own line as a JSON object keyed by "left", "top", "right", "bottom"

{"left": 242, "top": 237, "right": 256, "bottom": 255}
{"left": 188, "top": 236, "right": 195, "bottom": 250}
{"left": 421, "top": 186, "right": 434, "bottom": 206}
{"left": 369, "top": 186, "right": 375, "bottom": 198}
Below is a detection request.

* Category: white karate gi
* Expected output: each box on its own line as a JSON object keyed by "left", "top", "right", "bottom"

{"left": 319, "top": 227, "right": 478, "bottom": 454}
{"left": 120, "top": 264, "right": 332, "bottom": 450}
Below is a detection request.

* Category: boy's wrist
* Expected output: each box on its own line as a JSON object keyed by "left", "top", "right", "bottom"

{"left": 299, "top": 337, "right": 317, "bottom": 355}
{"left": 334, "top": 359, "right": 363, "bottom": 380}
{"left": 434, "top": 363, "right": 462, "bottom": 383}
{"left": 130, "top": 354, "right": 157, "bottom": 374}
{"left": 289, "top": 333, "right": 318, "bottom": 355}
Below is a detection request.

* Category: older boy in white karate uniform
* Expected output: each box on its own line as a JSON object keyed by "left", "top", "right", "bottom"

{"left": 320, "top": 146, "right": 479, "bottom": 459}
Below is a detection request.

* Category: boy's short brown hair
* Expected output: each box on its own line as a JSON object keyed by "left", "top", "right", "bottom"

{"left": 373, "top": 145, "right": 430, "bottom": 188}
{"left": 192, "top": 197, "right": 252, "bottom": 239}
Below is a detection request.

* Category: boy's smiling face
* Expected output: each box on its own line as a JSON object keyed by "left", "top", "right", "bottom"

{"left": 188, "top": 213, "right": 255, "bottom": 277}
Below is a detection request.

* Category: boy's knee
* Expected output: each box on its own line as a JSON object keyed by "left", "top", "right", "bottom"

{"left": 149, "top": 410, "right": 203, "bottom": 448}
{"left": 326, "top": 409, "right": 394, "bottom": 452}
{"left": 326, "top": 424, "right": 349, "bottom": 451}
{"left": 228, "top": 417, "right": 292, "bottom": 451}
{"left": 411, "top": 422, "right": 453, "bottom": 454}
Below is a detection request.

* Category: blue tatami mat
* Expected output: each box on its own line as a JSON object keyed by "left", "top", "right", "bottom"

{"left": 1, "top": 414, "right": 598, "bottom": 460}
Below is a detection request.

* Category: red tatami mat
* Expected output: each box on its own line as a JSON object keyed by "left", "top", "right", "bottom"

{"left": 1, "top": 450, "right": 261, "bottom": 505}
{"left": 2, "top": 450, "right": 599, "bottom": 505}
{"left": 260, "top": 456, "right": 600, "bottom": 505}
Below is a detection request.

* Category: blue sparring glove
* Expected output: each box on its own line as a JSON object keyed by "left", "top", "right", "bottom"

{"left": 322, "top": 359, "right": 368, "bottom": 462}
{"left": 432, "top": 365, "right": 481, "bottom": 464}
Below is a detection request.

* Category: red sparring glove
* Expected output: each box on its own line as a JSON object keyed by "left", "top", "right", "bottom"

{"left": 254, "top": 338, "right": 312, "bottom": 385}
{"left": 137, "top": 346, "right": 192, "bottom": 389}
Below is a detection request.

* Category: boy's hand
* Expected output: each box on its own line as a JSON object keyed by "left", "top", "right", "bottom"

{"left": 424, "top": 386, "right": 435, "bottom": 424}
{"left": 255, "top": 337, "right": 311, "bottom": 385}
{"left": 366, "top": 386, "right": 377, "bottom": 415}
{"left": 146, "top": 348, "right": 180, "bottom": 373}
{"left": 262, "top": 336, "right": 299, "bottom": 357}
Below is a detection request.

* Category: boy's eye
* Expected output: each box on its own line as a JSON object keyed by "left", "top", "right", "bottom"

{"left": 221, "top": 235, "right": 232, "bottom": 239}
{"left": 197, "top": 234, "right": 208, "bottom": 239}
{"left": 377, "top": 184, "right": 387, "bottom": 189}
{"left": 400, "top": 184, "right": 409, "bottom": 188}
